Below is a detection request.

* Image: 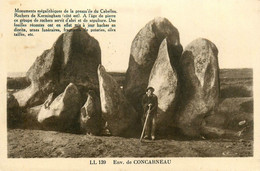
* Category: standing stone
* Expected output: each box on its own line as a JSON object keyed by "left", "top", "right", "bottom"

{"left": 13, "top": 26, "right": 101, "bottom": 108}
{"left": 37, "top": 83, "right": 81, "bottom": 132}
{"left": 147, "top": 39, "right": 179, "bottom": 130}
{"left": 80, "top": 90, "right": 102, "bottom": 135}
{"left": 7, "top": 93, "right": 20, "bottom": 128}
{"left": 177, "top": 38, "right": 220, "bottom": 137}
{"left": 124, "top": 17, "right": 183, "bottom": 114}
{"left": 98, "top": 65, "right": 138, "bottom": 136}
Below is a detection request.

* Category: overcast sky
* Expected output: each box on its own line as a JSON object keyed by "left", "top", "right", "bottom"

{"left": 2, "top": 0, "right": 260, "bottom": 72}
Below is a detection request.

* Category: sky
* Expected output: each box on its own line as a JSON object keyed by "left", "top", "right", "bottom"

{"left": 1, "top": 0, "right": 260, "bottom": 72}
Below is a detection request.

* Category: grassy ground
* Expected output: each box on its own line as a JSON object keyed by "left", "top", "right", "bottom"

{"left": 8, "top": 129, "right": 253, "bottom": 157}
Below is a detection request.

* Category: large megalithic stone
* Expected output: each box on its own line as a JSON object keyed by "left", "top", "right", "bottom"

{"left": 124, "top": 17, "right": 183, "bottom": 114}
{"left": 7, "top": 93, "right": 21, "bottom": 128}
{"left": 80, "top": 90, "right": 103, "bottom": 135}
{"left": 13, "top": 26, "right": 101, "bottom": 108}
{"left": 37, "top": 83, "right": 81, "bottom": 132}
{"left": 176, "top": 38, "right": 220, "bottom": 137}
{"left": 98, "top": 65, "right": 138, "bottom": 136}
{"left": 147, "top": 39, "right": 179, "bottom": 130}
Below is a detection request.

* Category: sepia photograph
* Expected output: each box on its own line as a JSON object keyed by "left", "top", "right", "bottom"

{"left": 1, "top": 0, "right": 260, "bottom": 170}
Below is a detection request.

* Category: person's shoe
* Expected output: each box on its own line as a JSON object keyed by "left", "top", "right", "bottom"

{"left": 151, "top": 136, "right": 155, "bottom": 140}
{"left": 144, "top": 135, "right": 149, "bottom": 139}
{"left": 201, "top": 136, "right": 206, "bottom": 140}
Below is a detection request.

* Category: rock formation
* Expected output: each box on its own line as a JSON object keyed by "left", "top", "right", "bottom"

{"left": 7, "top": 93, "right": 20, "bottom": 127}
{"left": 177, "top": 38, "right": 220, "bottom": 137}
{"left": 147, "top": 39, "right": 179, "bottom": 130}
{"left": 37, "top": 83, "right": 81, "bottom": 132}
{"left": 124, "top": 17, "right": 183, "bottom": 114}
{"left": 13, "top": 26, "right": 101, "bottom": 108}
{"left": 80, "top": 90, "right": 103, "bottom": 135}
{"left": 7, "top": 18, "right": 229, "bottom": 139}
{"left": 98, "top": 65, "right": 138, "bottom": 136}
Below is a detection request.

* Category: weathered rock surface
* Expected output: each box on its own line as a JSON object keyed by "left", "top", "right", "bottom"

{"left": 80, "top": 90, "right": 103, "bottom": 135}
{"left": 14, "top": 26, "right": 101, "bottom": 108}
{"left": 19, "top": 105, "right": 43, "bottom": 130}
{"left": 7, "top": 93, "right": 20, "bottom": 127}
{"left": 147, "top": 39, "right": 179, "bottom": 129}
{"left": 177, "top": 38, "right": 220, "bottom": 137}
{"left": 26, "top": 105, "right": 42, "bottom": 118}
{"left": 7, "top": 93, "right": 19, "bottom": 110}
{"left": 37, "top": 83, "right": 81, "bottom": 132}
{"left": 124, "top": 17, "right": 183, "bottom": 114}
{"left": 98, "top": 65, "right": 138, "bottom": 136}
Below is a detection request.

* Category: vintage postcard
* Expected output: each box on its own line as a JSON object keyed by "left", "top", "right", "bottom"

{"left": 0, "top": 0, "right": 259, "bottom": 170}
